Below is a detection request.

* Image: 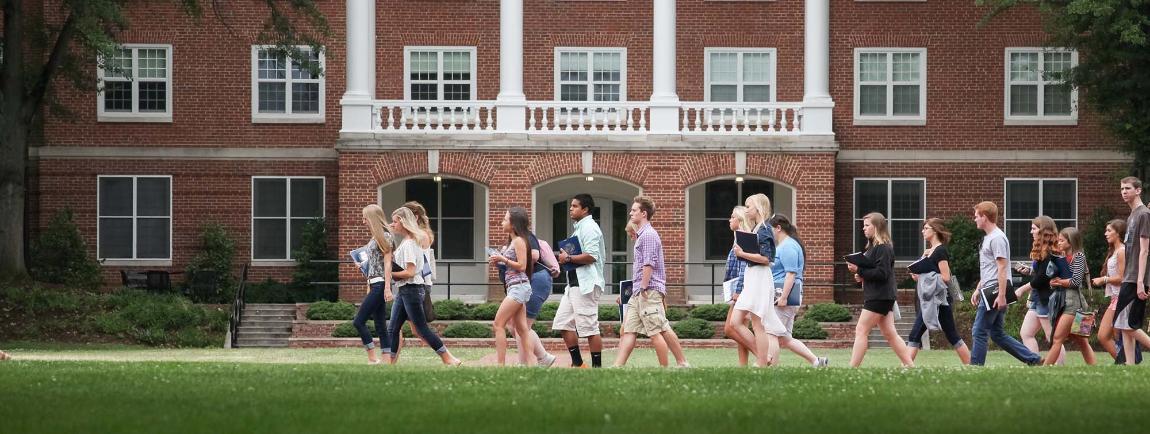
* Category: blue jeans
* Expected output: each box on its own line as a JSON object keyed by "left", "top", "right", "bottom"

{"left": 353, "top": 281, "right": 391, "bottom": 352}
{"left": 526, "top": 269, "right": 553, "bottom": 319}
{"left": 389, "top": 284, "right": 446, "bottom": 355}
{"left": 971, "top": 300, "right": 1040, "bottom": 366}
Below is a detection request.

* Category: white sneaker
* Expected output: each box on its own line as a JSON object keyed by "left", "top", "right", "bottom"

{"left": 814, "top": 357, "right": 829, "bottom": 368}
{"left": 675, "top": 362, "right": 691, "bottom": 369}
{"left": 539, "top": 353, "right": 557, "bottom": 368}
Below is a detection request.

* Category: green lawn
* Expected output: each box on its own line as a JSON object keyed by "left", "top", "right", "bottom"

{"left": 1, "top": 346, "right": 1148, "bottom": 433}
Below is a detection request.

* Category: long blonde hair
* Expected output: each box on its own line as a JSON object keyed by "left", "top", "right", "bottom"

{"left": 731, "top": 206, "right": 753, "bottom": 232}
{"left": 362, "top": 205, "right": 394, "bottom": 255}
{"left": 403, "top": 201, "right": 435, "bottom": 247}
{"left": 392, "top": 206, "right": 430, "bottom": 248}
{"left": 864, "top": 212, "right": 892, "bottom": 248}
{"left": 744, "top": 193, "right": 772, "bottom": 230}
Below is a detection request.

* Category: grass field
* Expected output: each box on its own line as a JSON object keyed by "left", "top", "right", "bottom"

{"left": 2, "top": 344, "right": 1148, "bottom": 434}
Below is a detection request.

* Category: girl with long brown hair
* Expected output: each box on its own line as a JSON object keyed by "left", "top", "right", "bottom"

{"left": 1091, "top": 219, "right": 1127, "bottom": 360}
{"left": 847, "top": 212, "right": 915, "bottom": 368}
{"left": 906, "top": 218, "right": 970, "bottom": 364}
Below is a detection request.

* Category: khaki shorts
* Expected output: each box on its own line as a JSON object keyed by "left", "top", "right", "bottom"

{"left": 552, "top": 286, "right": 602, "bottom": 337}
{"left": 622, "top": 291, "right": 673, "bottom": 337}
{"left": 774, "top": 305, "right": 798, "bottom": 339}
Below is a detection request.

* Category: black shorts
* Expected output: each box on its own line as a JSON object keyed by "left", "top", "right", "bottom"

{"left": 863, "top": 299, "right": 896, "bottom": 315}
{"left": 1115, "top": 282, "right": 1148, "bottom": 329}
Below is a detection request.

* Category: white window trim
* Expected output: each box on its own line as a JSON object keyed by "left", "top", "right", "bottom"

{"left": 250, "top": 45, "right": 326, "bottom": 124}
{"left": 97, "top": 44, "right": 173, "bottom": 123}
{"left": 403, "top": 46, "right": 478, "bottom": 101}
{"left": 851, "top": 178, "right": 927, "bottom": 258}
{"left": 1003, "top": 48, "right": 1078, "bottom": 126}
{"left": 1003, "top": 178, "right": 1079, "bottom": 259}
{"left": 96, "top": 175, "right": 173, "bottom": 262}
{"left": 250, "top": 176, "right": 326, "bottom": 262}
{"left": 703, "top": 48, "right": 778, "bottom": 103}
{"left": 553, "top": 47, "right": 628, "bottom": 102}
{"left": 853, "top": 47, "right": 927, "bottom": 126}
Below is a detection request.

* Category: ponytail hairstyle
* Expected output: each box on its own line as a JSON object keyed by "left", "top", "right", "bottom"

{"left": 768, "top": 214, "right": 806, "bottom": 262}
{"left": 362, "top": 205, "right": 394, "bottom": 255}
{"left": 508, "top": 206, "right": 534, "bottom": 276}
{"left": 392, "top": 206, "right": 430, "bottom": 249}
{"left": 923, "top": 218, "right": 951, "bottom": 245}
{"left": 403, "top": 201, "right": 435, "bottom": 247}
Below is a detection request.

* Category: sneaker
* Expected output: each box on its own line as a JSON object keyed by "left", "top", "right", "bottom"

{"left": 675, "top": 362, "right": 691, "bottom": 369}
{"left": 539, "top": 353, "right": 557, "bottom": 368}
{"left": 815, "top": 357, "right": 829, "bottom": 368}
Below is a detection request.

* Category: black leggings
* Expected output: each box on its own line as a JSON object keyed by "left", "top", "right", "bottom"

{"left": 907, "top": 298, "right": 965, "bottom": 348}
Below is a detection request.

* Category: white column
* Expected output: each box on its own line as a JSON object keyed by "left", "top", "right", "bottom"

{"left": 341, "top": 0, "right": 377, "bottom": 133}
{"left": 648, "top": 0, "right": 679, "bottom": 134}
{"left": 802, "top": 0, "right": 834, "bottom": 135}
{"left": 495, "top": 0, "right": 527, "bottom": 133}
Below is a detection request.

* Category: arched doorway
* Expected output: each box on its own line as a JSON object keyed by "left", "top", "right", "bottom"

{"left": 685, "top": 176, "right": 796, "bottom": 304}
{"left": 533, "top": 175, "right": 641, "bottom": 299}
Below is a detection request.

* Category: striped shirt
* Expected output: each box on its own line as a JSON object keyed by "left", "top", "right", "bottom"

{"left": 1068, "top": 251, "right": 1086, "bottom": 290}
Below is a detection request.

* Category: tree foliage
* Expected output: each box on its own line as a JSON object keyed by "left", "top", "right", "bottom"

{"left": 979, "top": 0, "right": 1150, "bottom": 177}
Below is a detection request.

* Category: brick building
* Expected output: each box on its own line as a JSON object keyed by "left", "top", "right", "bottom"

{"left": 27, "top": 0, "right": 1128, "bottom": 305}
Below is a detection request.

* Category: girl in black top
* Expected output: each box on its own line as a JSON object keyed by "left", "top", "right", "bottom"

{"left": 846, "top": 212, "right": 915, "bottom": 368}
{"left": 906, "top": 218, "right": 971, "bottom": 365}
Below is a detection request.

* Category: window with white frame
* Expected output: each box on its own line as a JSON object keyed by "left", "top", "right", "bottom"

{"left": 252, "top": 46, "right": 325, "bottom": 122}
{"left": 703, "top": 179, "right": 775, "bottom": 260}
{"left": 1004, "top": 179, "right": 1077, "bottom": 259}
{"left": 854, "top": 48, "right": 926, "bottom": 124}
{"left": 98, "top": 45, "right": 172, "bottom": 121}
{"left": 854, "top": 179, "right": 926, "bottom": 260}
{"left": 705, "top": 49, "right": 776, "bottom": 103}
{"left": 402, "top": 178, "right": 476, "bottom": 260}
{"left": 555, "top": 48, "right": 625, "bottom": 102}
{"left": 1005, "top": 48, "right": 1077, "bottom": 123}
{"left": 252, "top": 177, "right": 325, "bottom": 260}
{"left": 98, "top": 176, "right": 172, "bottom": 260}
{"left": 405, "top": 47, "right": 477, "bottom": 101}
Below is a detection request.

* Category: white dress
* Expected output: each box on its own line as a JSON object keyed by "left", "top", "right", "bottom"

{"left": 731, "top": 225, "right": 787, "bottom": 336}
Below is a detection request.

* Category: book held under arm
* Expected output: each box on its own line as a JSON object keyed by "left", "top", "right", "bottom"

{"left": 557, "top": 236, "right": 583, "bottom": 272}
{"left": 907, "top": 256, "right": 933, "bottom": 274}
{"left": 979, "top": 280, "right": 1018, "bottom": 311}
{"left": 734, "top": 230, "right": 759, "bottom": 255}
{"left": 843, "top": 251, "right": 876, "bottom": 268}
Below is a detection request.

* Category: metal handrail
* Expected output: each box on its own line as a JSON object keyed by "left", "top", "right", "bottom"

{"left": 310, "top": 259, "right": 856, "bottom": 304}
{"left": 227, "top": 262, "right": 250, "bottom": 348}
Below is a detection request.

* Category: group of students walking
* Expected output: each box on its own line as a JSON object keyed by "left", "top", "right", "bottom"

{"left": 350, "top": 176, "right": 1150, "bottom": 367}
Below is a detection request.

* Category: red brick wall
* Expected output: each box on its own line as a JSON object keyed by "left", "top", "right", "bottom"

{"left": 33, "top": 157, "right": 338, "bottom": 287}
{"left": 337, "top": 150, "right": 837, "bottom": 304}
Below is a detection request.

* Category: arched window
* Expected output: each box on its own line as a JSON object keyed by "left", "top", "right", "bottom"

{"left": 382, "top": 178, "right": 482, "bottom": 260}
{"left": 703, "top": 179, "right": 774, "bottom": 260}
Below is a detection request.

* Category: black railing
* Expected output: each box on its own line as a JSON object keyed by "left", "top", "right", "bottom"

{"left": 227, "top": 263, "right": 250, "bottom": 348}
{"left": 310, "top": 259, "right": 854, "bottom": 303}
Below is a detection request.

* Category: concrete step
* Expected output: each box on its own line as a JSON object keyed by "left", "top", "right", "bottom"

{"left": 236, "top": 339, "right": 289, "bottom": 348}
{"left": 239, "top": 321, "right": 292, "bottom": 329}
{"left": 242, "top": 313, "right": 295, "bottom": 320}
{"left": 236, "top": 332, "right": 292, "bottom": 340}
{"left": 246, "top": 303, "right": 296, "bottom": 310}
{"left": 238, "top": 326, "right": 292, "bottom": 333}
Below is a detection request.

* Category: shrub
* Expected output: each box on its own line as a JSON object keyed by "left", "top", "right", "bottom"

{"left": 689, "top": 304, "right": 729, "bottom": 321}
{"left": 333, "top": 321, "right": 366, "bottom": 338}
{"left": 94, "top": 312, "right": 132, "bottom": 335}
{"left": 184, "top": 223, "right": 236, "bottom": 303}
{"left": 598, "top": 304, "right": 621, "bottom": 321}
{"left": 290, "top": 218, "right": 339, "bottom": 302}
{"left": 665, "top": 307, "right": 689, "bottom": 321}
{"left": 803, "top": 303, "right": 852, "bottom": 322}
{"left": 470, "top": 302, "right": 500, "bottom": 320}
{"left": 2, "top": 284, "right": 102, "bottom": 316}
{"left": 1083, "top": 206, "right": 1117, "bottom": 274}
{"left": 29, "top": 209, "right": 102, "bottom": 290}
{"left": 443, "top": 322, "right": 493, "bottom": 338}
{"left": 535, "top": 302, "right": 560, "bottom": 321}
{"left": 100, "top": 290, "right": 223, "bottom": 347}
{"left": 433, "top": 299, "right": 471, "bottom": 320}
{"left": 532, "top": 322, "right": 561, "bottom": 338}
{"left": 244, "top": 279, "right": 292, "bottom": 304}
{"left": 672, "top": 318, "right": 715, "bottom": 339}
{"left": 791, "top": 318, "right": 828, "bottom": 340}
{"left": 307, "top": 301, "right": 357, "bottom": 321}
{"left": 944, "top": 214, "right": 983, "bottom": 291}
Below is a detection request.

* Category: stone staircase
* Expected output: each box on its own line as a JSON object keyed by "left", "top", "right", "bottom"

{"left": 867, "top": 304, "right": 921, "bottom": 349}
{"left": 234, "top": 304, "right": 295, "bottom": 348}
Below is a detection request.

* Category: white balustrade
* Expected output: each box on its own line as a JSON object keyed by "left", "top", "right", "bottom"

{"left": 373, "top": 101, "right": 497, "bottom": 133}
{"left": 525, "top": 102, "right": 650, "bottom": 134}
{"left": 679, "top": 103, "right": 805, "bottom": 135}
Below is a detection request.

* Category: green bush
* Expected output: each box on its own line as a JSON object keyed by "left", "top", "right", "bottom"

{"left": 791, "top": 318, "right": 828, "bottom": 340}
{"left": 532, "top": 321, "right": 561, "bottom": 338}
{"left": 442, "top": 322, "right": 493, "bottom": 338}
{"left": 803, "top": 303, "right": 852, "bottom": 322}
{"left": 433, "top": 299, "right": 471, "bottom": 320}
{"left": 1083, "top": 206, "right": 1117, "bottom": 274}
{"left": 470, "top": 303, "right": 500, "bottom": 320}
{"left": 535, "top": 302, "right": 560, "bottom": 321}
{"left": 184, "top": 223, "right": 237, "bottom": 303}
{"left": 29, "top": 209, "right": 103, "bottom": 290}
{"left": 672, "top": 318, "right": 715, "bottom": 339}
{"left": 290, "top": 218, "right": 339, "bottom": 302}
{"left": 598, "top": 304, "right": 620, "bottom": 321}
{"left": 307, "top": 301, "right": 357, "bottom": 320}
{"left": 244, "top": 279, "right": 292, "bottom": 304}
{"left": 333, "top": 321, "right": 364, "bottom": 337}
{"left": 689, "top": 304, "right": 729, "bottom": 321}
{"left": 99, "top": 290, "right": 225, "bottom": 347}
{"left": 665, "top": 307, "right": 689, "bottom": 321}
{"left": 1, "top": 284, "right": 102, "bottom": 316}
{"left": 944, "top": 214, "right": 983, "bottom": 291}
{"left": 94, "top": 312, "right": 132, "bottom": 335}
